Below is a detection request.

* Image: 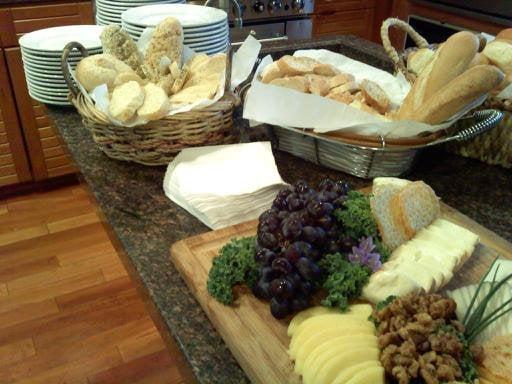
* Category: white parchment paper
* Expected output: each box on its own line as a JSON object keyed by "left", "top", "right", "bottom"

{"left": 243, "top": 50, "right": 484, "bottom": 138}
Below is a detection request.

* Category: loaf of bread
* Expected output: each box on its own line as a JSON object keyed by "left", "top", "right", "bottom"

{"left": 398, "top": 31, "right": 479, "bottom": 120}
{"left": 142, "top": 17, "right": 183, "bottom": 82}
{"left": 76, "top": 54, "right": 135, "bottom": 92}
{"left": 326, "top": 90, "right": 354, "bottom": 105}
{"left": 413, "top": 65, "right": 504, "bottom": 124}
{"left": 137, "top": 83, "right": 169, "bottom": 121}
{"left": 406, "top": 48, "right": 435, "bottom": 75}
{"left": 109, "top": 81, "right": 145, "bottom": 122}
{"left": 100, "top": 25, "right": 145, "bottom": 78}
{"left": 482, "top": 40, "right": 512, "bottom": 74}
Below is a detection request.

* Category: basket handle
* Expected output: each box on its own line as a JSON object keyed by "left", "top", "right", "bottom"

{"left": 380, "top": 18, "right": 429, "bottom": 78}
{"left": 61, "top": 41, "right": 89, "bottom": 98}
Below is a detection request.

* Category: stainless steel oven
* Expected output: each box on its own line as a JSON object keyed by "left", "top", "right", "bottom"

{"left": 203, "top": 0, "right": 315, "bottom": 44}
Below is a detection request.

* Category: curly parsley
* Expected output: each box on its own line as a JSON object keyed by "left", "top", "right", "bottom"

{"left": 207, "top": 236, "right": 259, "bottom": 305}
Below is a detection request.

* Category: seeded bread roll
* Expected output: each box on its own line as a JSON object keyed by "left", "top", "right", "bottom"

{"left": 100, "top": 24, "right": 145, "bottom": 78}
{"left": 142, "top": 17, "right": 183, "bottom": 82}
{"left": 398, "top": 31, "right": 479, "bottom": 120}
{"left": 137, "top": 83, "right": 169, "bottom": 120}
{"left": 109, "top": 81, "right": 145, "bottom": 122}
{"left": 76, "top": 54, "right": 135, "bottom": 92}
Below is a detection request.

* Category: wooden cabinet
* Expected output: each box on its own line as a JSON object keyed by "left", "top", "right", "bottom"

{"left": 312, "top": 0, "right": 392, "bottom": 42}
{"left": 0, "top": 0, "right": 92, "bottom": 188}
{"left": 0, "top": 49, "right": 32, "bottom": 187}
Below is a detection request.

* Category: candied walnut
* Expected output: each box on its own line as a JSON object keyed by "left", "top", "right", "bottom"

{"left": 379, "top": 332, "right": 401, "bottom": 349}
{"left": 418, "top": 341, "right": 431, "bottom": 353}
{"left": 420, "top": 365, "right": 439, "bottom": 384}
{"left": 450, "top": 319, "right": 465, "bottom": 333}
{"left": 392, "top": 365, "right": 410, "bottom": 384}
{"left": 399, "top": 340, "right": 417, "bottom": 356}
{"left": 408, "top": 360, "right": 420, "bottom": 377}
{"left": 415, "top": 312, "right": 433, "bottom": 326}
{"left": 471, "top": 344, "right": 484, "bottom": 364}
{"left": 429, "top": 298, "right": 456, "bottom": 319}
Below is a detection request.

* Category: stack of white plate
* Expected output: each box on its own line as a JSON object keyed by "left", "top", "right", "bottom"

{"left": 95, "top": 0, "right": 186, "bottom": 26}
{"left": 121, "top": 4, "right": 229, "bottom": 55}
{"left": 19, "top": 25, "right": 103, "bottom": 106}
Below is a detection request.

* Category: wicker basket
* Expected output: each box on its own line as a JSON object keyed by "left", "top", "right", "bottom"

{"left": 381, "top": 18, "right": 512, "bottom": 168}
{"left": 61, "top": 41, "right": 239, "bottom": 166}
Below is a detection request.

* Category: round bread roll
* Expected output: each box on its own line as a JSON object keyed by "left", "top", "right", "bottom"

{"left": 109, "top": 81, "right": 145, "bottom": 123}
{"left": 407, "top": 48, "right": 435, "bottom": 75}
{"left": 76, "top": 54, "right": 134, "bottom": 92}
{"left": 496, "top": 28, "right": 512, "bottom": 42}
{"left": 483, "top": 40, "right": 512, "bottom": 74}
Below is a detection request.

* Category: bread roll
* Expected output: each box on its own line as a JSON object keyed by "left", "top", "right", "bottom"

{"left": 413, "top": 65, "right": 504, "bottom": 124}
{"left": 76, "top": 54, "right": 134, "bottom": 92}
{"left": 192, "top": 54, "right": 226, "bottom": 77}
{"left": 137, "top": 83, "right": 169, "bottom": 120}
{"left": 305, "top": 74, "right": 330, "bottom": 96}
{"left": 113, "top": 72, "right": 145, "bottom": 88}
{"left": 407, "top": 48, "right": 435, "bottom": 75}
{"left": 100, "top": 25, "right": 144, "bottom": 78}
{"left": 143, "top": 17, "right": 183, "bottom": 82}
{"left": 170, "top": 81, "right": 218, "bottom": 104}
{"left": 496, "top": 28, "right": 512, "bottom": 42}
{"left": 360, "top": 79, "right": 390, "bottom": 114}
{"left": 187, "top": 53, "right": 209, "bottom": 71}
{"left": 269, "top": 76, "right": 308, "bottom": 93}
{"left": 482, "top": 40, "right": 512, "bottom": 74}
{"left": 260, "top": 62, "right": 282, "bottom": 84}
{"left": 109, "top": 81, "right": 145, "bottom": 122}
{"left": 276, "top": 55, "right": 318, "bottom": 76}
{"left": 398, "top": 31, "right": 479, "bottom": 120}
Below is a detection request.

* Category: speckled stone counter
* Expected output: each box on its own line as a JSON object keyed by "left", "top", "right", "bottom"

{"left": 46, "top": 36, "right": 512, "bottom": 383}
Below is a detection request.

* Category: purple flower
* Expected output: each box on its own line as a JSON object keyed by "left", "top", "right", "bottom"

{"left": 348, "top": 236, "right": 383, "bottom": 272}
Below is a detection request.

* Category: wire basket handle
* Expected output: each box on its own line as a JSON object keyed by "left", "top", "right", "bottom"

{"left": 381, "top": 18, "right": 429, "bottom": 79}
{"left": 61, "top": 41, "right": 89, "bottom": 99}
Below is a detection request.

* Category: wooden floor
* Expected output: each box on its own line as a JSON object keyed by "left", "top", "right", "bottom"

{"left": 0, "top": 184, "right": 191, "bottom": 384}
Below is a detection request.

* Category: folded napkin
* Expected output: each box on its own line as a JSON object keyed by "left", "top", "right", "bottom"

{"left": 163, "top": 142, "right": 287, "bottom": 229}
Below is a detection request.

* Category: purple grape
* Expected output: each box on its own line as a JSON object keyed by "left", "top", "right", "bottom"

{"left": 283, "top": 244, "right": 300, "bottom": 264}
{"left": 270, "top": 278, "right": 294, "bottom": 299}
{"left": 253, "top": 279, "right": 271, "bottom": 300}
{"left": 316, "top": 215, "right": 333, "bottom": 230}
{"left": 333, "top": 195, "right": 348, "bottom": 208}
{"left": 319, "top": 178, "right": 335, "bottom": 191}
{"left": 302, "top": 226, "right": 318, "bottom": 243}
{"left": 336, "top": 180, "right": 351, "bottom": 195}
{"left": 277, "top": 188, "right": 293, "bottom": 200}
{"left": 294, "top": 241, "right": 313, "bottom": 259}
{"left": 272, "top": 257, "right": 292, "bottom": 274}
{"left": 291, "top": 296, "right": 309, "bottom": 311}
{"left": 307, "top": 200, "right": 323, "bottom": 218}
{"left": 257, "top": 232, "right": 278, "bottom": 250}
{"left": 281, "top": 218, "right": 302, "bottom": 240}
{"left": 294, "top": 180, "right": 310, "bottom": 194}
{"left": 339, "top": 236, "right": 356, "bottom": 252}
{"left": 286, "top": 193, "right": 304, "bottom": 211}
{"left": 296, "top": 257, "right": 321, "bottom": 281}
{"left": 297, "top": 210, "right": 310, "bottom": 226}
{"left": 298, "top": 280, "right": 313, "bottom": 296}
{"left": 287, "top": 272, "right": 302, "bottom": 288}
{"left": 315, "top": 227, "right": 326, "bottom": 243}
{"left": 277, "top": 210, "right": 289, "bottom": 221}
{"left": 260, "top": 266, "right": 277, "bottom": 282}
{"left": 272, "top": 196, "right": 287, "bottom": 210}
{"left": 321, "top": 202, "right": 334, "bottom": 216}
{"left": 270, "top": 298, "right": 290, "bottom": 319}
{"left": 326, "top": 239, "right": 340, "bottom": 254}
{"left": 255, "top": 249, "right": 277, "bottom": 265}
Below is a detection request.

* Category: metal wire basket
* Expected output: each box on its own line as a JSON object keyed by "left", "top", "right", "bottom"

{"left": 268, "top": 109, "right": 504, "bottom": 179}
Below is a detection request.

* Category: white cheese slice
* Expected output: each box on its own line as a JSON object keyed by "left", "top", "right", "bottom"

{"left": 384, "top": 257, "right": 435, "bottom": 293}
{"left": 408, "top": 238, "right": 458, "bottom": 270}
{"left": 362, "top": 270, "right": 422, "bottom": 304}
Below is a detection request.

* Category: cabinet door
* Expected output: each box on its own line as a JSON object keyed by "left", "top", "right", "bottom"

{"left": 0, "top": 49, "right": 32, "bottom": 187}
{"left": 313, "top": 8, "right": 375, "bottom": 40}
{"left": 5, "top": 47, "right": 77, "bottom": 181}
{"left": 315, "top": 0, "right": 375, "bottom": 13}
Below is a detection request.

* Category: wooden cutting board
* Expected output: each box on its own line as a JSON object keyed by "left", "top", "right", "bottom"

{"left": 170, "top": 203, "right": 512, "bottom": 384}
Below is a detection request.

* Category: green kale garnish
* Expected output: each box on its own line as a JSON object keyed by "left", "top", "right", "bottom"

{"left": 207, "top": 236, "right": 259, "bottom": 305}
{"left": 375, "top": 295, "right": 397, "bottom": 311}
{"left": 318, "top": 253, "right": 371, "bottom": 311}
{"left": 334, "top": 191, "right": 378, "bottom": 239}
{"left": 437, "top": 325, "right": 478, "bottom": 384}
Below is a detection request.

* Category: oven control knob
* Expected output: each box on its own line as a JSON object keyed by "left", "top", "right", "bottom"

{"left": 253, "top": 1, "right": 265, "bottom": 12}
{"left": 267, "top": 0, "right": 282, "bottom": 13}
{"left": 291, "top": 0, "right": 305, "bottom": 10}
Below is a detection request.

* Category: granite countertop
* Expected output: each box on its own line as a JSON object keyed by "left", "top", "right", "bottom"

{"left": 46, "top": 36, "right": 512, "bottom": 383}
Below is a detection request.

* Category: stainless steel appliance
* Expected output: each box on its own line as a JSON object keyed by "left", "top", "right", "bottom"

{"left": 218, "top": 0, "right": 315, "bottom": 43}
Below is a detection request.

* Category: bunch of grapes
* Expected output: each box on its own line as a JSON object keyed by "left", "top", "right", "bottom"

{"left": 252, "top": 179, "right": 354, "bottom": 319}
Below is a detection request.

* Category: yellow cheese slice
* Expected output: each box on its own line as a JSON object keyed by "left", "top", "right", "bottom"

{"left": 287, "top": 306, "right": 338, "bottom": 337}
{"left": 345, "top": 365, "right": 385, "bottom": 384}
{"left": 331, "top": 361, "right": 381, "bottom": 384}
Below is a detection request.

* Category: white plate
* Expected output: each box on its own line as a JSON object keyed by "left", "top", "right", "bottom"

{"left": 22, "top": 58, "right": 78, "bottom": 71}
{"left": 25, "top": 71, "right": 67, "bottom": 85}
{"left": 26, "top": 83, "right": 69, "bottom": 97}
{"left": 122, "top": 4, "right": 227, "bottom": 28}
{"left": 122, "top": 21, "right": 228, "bottom": 38}
{"left": 97, "top": 0, "right": 183, "bottom": 9}
{"left": 19, "top": 25, "right": 104, "bottom": 51}
{"left": 21, "top": 50, "right": 87, "bottom": 63}
{"left": 184, "top": 32, "right": 229, "bottom": 45}
{"left": 28, "top": 90, "right": 71, "bottom": 106}
{"left": 21, "top": 47, "right": 102, "bottom": 59}
{"left": 23, "top": 64, "right": 65, "bottom": 75}
{"left": 187, "top": 37, "right": 228, "bottom": 50}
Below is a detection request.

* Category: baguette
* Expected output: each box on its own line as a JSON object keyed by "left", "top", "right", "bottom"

{"left": 329, "top": 73, "right": 355, "bottom": 89}
{"left": 468, "top": 52, "right": 490, "bottom": 68}
{"left": 478, "top": 334, "right": 512, "bottom": 384}
{"left": 398, "top": 31, "right": 479, "bottom": 120}
{"left": 413, "top": 65, "right": 504, "bottom": 124}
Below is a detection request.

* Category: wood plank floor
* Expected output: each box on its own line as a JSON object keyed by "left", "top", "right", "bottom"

{"left": 0, "top": 185, "right": 193, "bottom": 384}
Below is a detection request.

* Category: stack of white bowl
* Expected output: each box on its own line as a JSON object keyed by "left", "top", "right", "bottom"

{"left": 95, "top": 0, "right": 186, "bottom": 26}
{"left": 19, "top": 25, "right": 103, "bottom": 106}
{"left": 122, "top": 4, "right": 229, "bottom": 55}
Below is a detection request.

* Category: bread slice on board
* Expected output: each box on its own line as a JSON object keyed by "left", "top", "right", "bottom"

{"left": 398, "top": 31, "right": 479, "bottom": 120}
{"left": 413, "top": 65, "right": 504, "bottom": 124}
{"left": 370, "top": 178, "right": 411, "bottom": 250}
{"left": 391, "top": 181, "right": 440, "bottom": 239}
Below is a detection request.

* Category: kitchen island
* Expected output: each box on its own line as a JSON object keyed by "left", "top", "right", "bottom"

{"left": 46, "top": 36, "right": 512, "bottom": 383}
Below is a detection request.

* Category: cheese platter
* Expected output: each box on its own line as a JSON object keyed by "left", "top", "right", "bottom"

{"left": 170, "top": 178, "right": 512, "bottom": 384}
